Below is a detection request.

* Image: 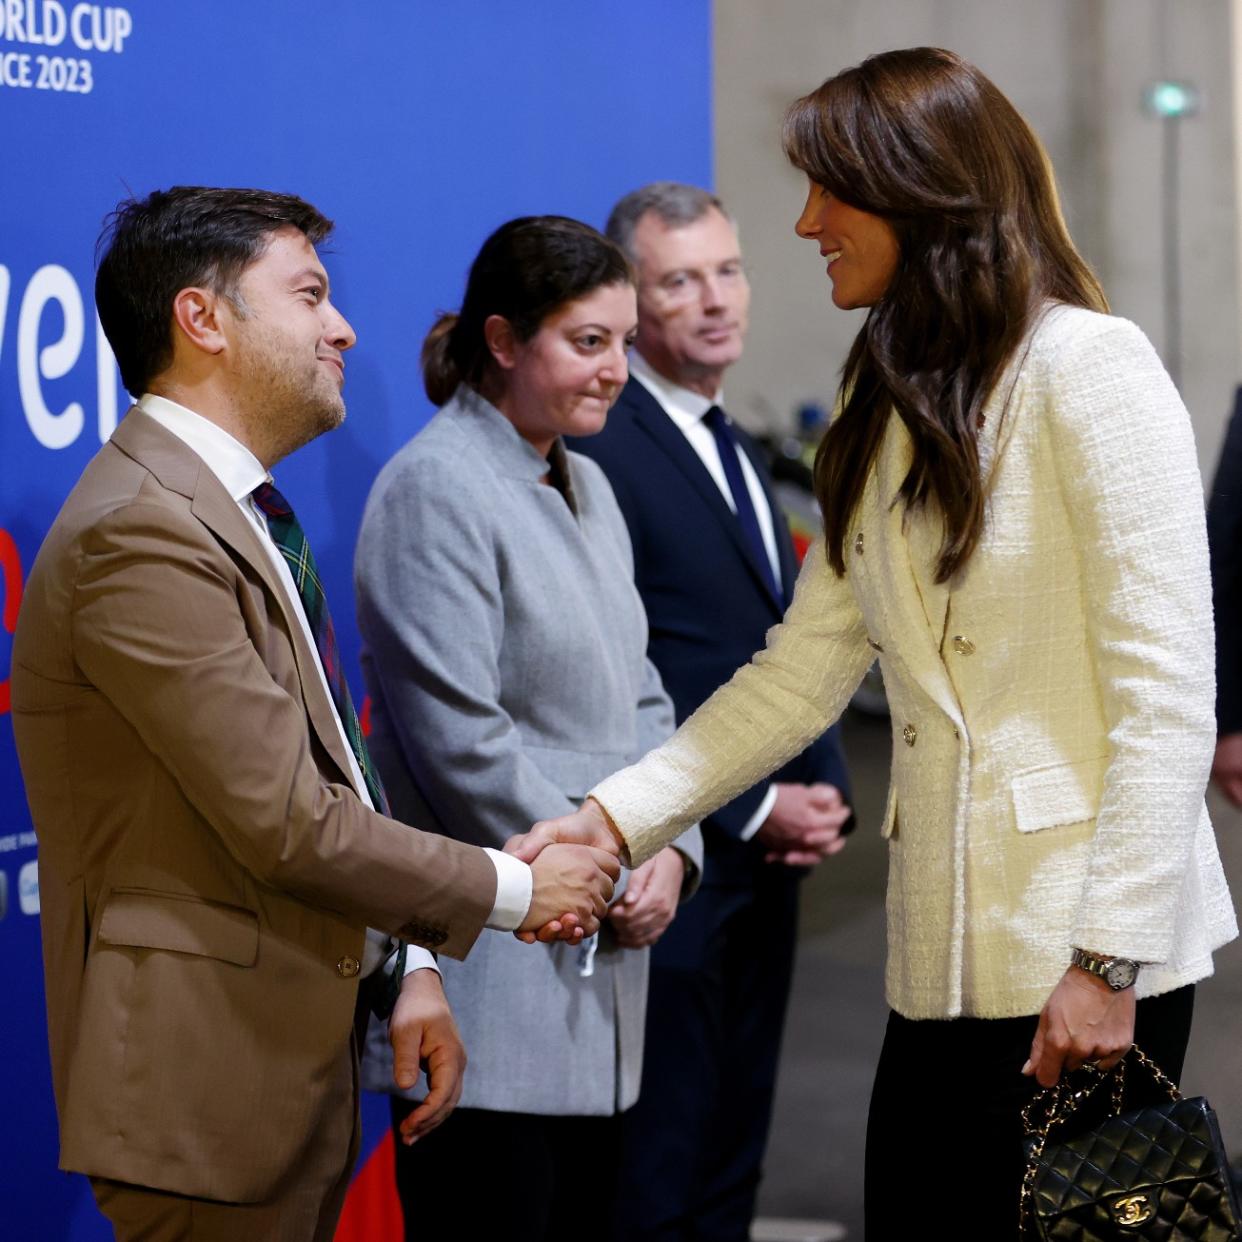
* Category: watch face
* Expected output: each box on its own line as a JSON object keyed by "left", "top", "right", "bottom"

{"left": 1105, "top": 959, "right": 1138, "bottom": 989}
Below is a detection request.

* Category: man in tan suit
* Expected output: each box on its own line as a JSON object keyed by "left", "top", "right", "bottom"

{"left": 10, "top": 185, "right": 618, "bottom": 1242}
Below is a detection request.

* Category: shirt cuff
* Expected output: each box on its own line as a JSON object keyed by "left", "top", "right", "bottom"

{"left": 403, "top": 946, "right": 440, "bottom": 977}
{"left": 739, "top": 784, "right": 779, "bottom": 842}
{"left": 483, "top": 847, "right": 534, "bottom": 931}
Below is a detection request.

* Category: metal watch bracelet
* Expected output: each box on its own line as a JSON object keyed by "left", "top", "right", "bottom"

{"left": 1070, "top": 946, "right": 1141, "bottom": 990}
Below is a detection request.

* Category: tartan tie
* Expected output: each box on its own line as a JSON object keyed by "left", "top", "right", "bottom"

{"left": 251, "top": 480, "right": 391, "bottom": 816}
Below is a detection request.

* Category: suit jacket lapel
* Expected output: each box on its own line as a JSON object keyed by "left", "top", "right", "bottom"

{"left": 895, "top": 333, "right": 1031, "bottom": 651}
{"left": 866, "top": 415, "right": 964, "bottom": 728}
{"left": 111, "top": 409, "right": 359, "bottom": 789}
{"left": 623, "top": 382, "right": 785, "bottom": 613}
{"left": 859, "top": 328, "right": 1038, "bottom": 729}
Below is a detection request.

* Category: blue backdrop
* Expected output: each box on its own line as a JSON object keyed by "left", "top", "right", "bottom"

{"left": 0, "top": 4, "right": 712, "bottom": 1234}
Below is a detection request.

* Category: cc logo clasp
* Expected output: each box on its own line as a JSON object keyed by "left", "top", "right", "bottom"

{"left": 1111, "top": 1193, "right": 1155, "bottom": 1227}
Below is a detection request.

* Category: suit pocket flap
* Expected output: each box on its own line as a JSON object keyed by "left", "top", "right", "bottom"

{"left": 97, "top": 889, "right": 259, "bottom": 966}
{"left": 1011, "top": 755, "right": 1108, "bottom": 833}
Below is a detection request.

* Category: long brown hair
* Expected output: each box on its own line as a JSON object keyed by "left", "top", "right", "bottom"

{"left": 783, "top": 48, "right": 1107, "bottom": 581}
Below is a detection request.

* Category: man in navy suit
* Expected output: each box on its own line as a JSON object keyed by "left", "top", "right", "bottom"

{"left": 571, "top": 183, "right": 854, "bottom": 1242}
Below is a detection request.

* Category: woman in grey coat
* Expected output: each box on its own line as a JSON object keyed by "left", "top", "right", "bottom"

{"left": 355, "top": 216, "right": 702, "bottom": 1240}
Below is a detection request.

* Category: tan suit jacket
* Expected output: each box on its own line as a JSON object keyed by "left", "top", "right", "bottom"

{"left": 10, "top": 408, "right": 496, "bottom": 1202}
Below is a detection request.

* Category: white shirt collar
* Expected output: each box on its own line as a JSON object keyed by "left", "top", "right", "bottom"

{"left": 138, "top": 393, "right": 269, "bottom": 501}
{"left": 628, "top": 351, "right": 723, "bottom": 430}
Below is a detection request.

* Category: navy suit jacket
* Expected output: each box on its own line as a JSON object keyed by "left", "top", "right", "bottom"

{"left": 1209, "top": 389, "right": 1242, "bottom": 735}
{"left": 570, "top": 377, "right": 852, "bottom": 885}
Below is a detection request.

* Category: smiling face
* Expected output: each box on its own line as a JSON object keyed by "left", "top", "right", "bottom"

{"left": 794, "top": 181, "right": 900, "bottom": 310}
{"left": 223, "top": 228, "right": 356, "bottom": 463}
{"left": 630, "top": 206, "right": 749, "bottom": 398}
{"left": 490, "top": 281, "right": 638, "bottom": 456}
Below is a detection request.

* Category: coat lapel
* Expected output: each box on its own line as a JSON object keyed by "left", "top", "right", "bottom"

{"left": 111, "top": 408, "right": 359, "bottom": 790}
{"left": 864, "top": 415, "right": 964, "bottom": 728}
{"left": 623, "top": 382, "right": 785, "bottom": 613}
{"left": 858, "top": 321, "right": 1037, "bottom": 731}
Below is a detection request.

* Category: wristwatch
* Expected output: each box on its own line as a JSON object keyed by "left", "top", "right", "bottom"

{"left": 1070, "top": 947, "right": 1140, "bottom": 991}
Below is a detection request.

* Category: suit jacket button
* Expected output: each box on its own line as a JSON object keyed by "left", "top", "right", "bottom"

{"left": 337, "top": 955, "right": 361, "bottom": 978}
{"left": 902, "top": 723, "right": 917, "bottom": 747}
{"left": 867, "top": 637, "right": 884, "bottom": 653}
{"left": 952, "top": 635, "right": 976, "bottom": 656}
{"left": 854, "top": 532, "right": 865, "bottom": 555}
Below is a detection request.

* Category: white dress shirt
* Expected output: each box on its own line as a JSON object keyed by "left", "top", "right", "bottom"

{"left": 138, "top": 395, "right": 532, "bottom": 974}
{"left": 627, "top": 355, "right": 780, "bottom": 839}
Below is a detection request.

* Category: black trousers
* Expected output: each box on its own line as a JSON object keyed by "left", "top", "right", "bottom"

{"left": 863, "top": 985, "right": 1195, "bottom": 1241}
{"left": 389, "top": 1102, "right": 621, "bottom": 1242}
{"left": 611, "top": 870, "right": 801, "bottom": 1242}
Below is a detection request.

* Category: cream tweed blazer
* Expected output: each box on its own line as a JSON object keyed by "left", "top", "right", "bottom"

{"left": 593, "top": 305, "right": 1237, "bottom": 1020}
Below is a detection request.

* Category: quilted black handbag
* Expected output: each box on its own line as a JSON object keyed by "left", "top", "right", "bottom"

{"left": 1021, "top": 1046, "right": 1240, "bottom": 1240}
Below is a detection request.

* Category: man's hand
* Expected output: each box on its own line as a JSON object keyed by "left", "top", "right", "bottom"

{"left": 1022, "top": 967, "right": 1136, "bottom": 1088}
{"left": 390, "top": 968, "right": 466, "bottom": 1145}
{"left": 505, "top": 797, "right": 625, "bottom": 864}
{"left": 608, "top": 848, "right": 686, "bottom": 949}
{"left": 1211, "top": 732, "right": 1242, "bottom": 808}
{"left": 757, "top": 782, "right": 850, "bottom": 867}
{"left": 515, "top": 843, "right": 621, "bottom": 944}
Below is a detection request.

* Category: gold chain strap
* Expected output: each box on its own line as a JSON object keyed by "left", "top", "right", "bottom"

{"left": 1128, "top": 1045, "right": 1182, "bottom": 1103}
{"left": 1017, "top": 1046, "right": 1181, "bottom": 1238}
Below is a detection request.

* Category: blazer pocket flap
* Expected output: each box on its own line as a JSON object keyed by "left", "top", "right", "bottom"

{"left": 1011, "top": 755, "right": 1108, "bottom": 833}
{"left": 97, "top": 890, "right": 259, "bottom": 966}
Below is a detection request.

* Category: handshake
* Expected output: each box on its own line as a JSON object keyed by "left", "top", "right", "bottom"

{"left": 506, "top": 799, "right": 627, "bottom": 943}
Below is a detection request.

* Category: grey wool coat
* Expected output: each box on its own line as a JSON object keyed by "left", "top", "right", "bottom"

{"left": 355, "top": 385, "right": 702, "bottom": 1115}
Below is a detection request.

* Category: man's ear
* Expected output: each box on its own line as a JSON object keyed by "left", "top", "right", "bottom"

{"left": 170, "top": 286, "right": 229, "bottom": 357}
{"left": 483, "top": 314, "right": 518, "bottom": 371}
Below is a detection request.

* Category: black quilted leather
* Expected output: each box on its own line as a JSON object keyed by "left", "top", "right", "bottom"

{"left": 1029, "top": 1097, "right": 1241, "bottom": 1239}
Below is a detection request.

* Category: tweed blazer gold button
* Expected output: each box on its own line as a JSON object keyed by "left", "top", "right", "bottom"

{"left": 952, "top": 635, "right": 976, "bottom": 656}
{"left": 336, "top": 956, "right": 361, "bottom": 978}
{"left": 902, "top": 723, "right": 917, "bottom": 747}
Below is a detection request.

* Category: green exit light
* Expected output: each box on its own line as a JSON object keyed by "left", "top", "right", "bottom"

{"left": 1145, "top": 80, "right": 1201, "bottom": 118}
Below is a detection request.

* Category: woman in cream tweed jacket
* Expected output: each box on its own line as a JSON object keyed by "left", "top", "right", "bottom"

{"left": 514, "top": 50, "right": 1236, "bottom": 1234}
{"left": 592, "top": 299, "right": 1235, "bottom": 1020}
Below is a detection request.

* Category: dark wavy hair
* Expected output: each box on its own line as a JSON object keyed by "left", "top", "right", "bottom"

{"left": 422, "top": 215, "right": 633, "bottom": 406}
{"left": 783, "top": 47, "right": 1108, "bottom": 581}
{"left": 96, "top": 186, "right": 333, "bottom": 398}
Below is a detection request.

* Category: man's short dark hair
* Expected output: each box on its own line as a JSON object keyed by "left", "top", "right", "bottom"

{"left": 95, "top": 186, "right": 334, "bottom": 397}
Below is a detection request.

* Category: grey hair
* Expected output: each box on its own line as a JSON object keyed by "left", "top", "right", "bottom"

{"left": 605, "top": 181, "right": 732, "bottom": 263}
